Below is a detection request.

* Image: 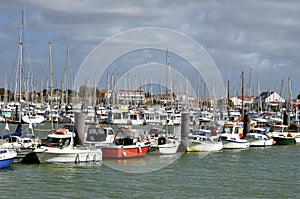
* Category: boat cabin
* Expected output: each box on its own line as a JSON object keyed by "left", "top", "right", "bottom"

{"left": 222, "top": 122, "right": 244, "bottom": 138}
{"left": 113, "top": 126, "right": 147, "bottom": 146}
{"left": 85, "top": 125, "right": 114, "bottom": 144}
{"left": 269, "top": 125, "right": 288, "bottom": 133}
{"left": 43, "top": 129, "right": 73, "bottom": 148}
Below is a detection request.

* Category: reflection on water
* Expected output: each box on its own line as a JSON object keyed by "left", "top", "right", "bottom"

{"left": 103, "top": 153, "right": 183, "bottom": 173}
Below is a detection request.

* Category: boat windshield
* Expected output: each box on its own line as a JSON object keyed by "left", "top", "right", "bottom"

{"left": 130, "top": 114, "right": 138, "bottom": 120}
{"left": 270, "top": 126, "right": 288, "bottom": 132}
{"left": 113, "top": 113, "right": 122, "bottom": 119}
{"left": 23, "top": 139, "right": 33, "bottom": 144}
{"left": 45, "top": 137, "right": 71, "bottom": 148}
{"left": 115, "top": 131, "right": 132, "bottom": 139}
{"left": 86, "top": 128, "right": 107, "bottom": 142}
{"left": 223, "top": 126, "right": 234, "bottom": 134}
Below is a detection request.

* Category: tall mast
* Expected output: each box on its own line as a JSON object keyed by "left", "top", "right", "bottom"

{"left": 65, "top": 46, "right": 69, "bottom": 105}
{"left": 166, "top": 49, "right": 169, "bottom": 96}
{"left": 49, "top": 42, "right": 54, "bottom": 131}
{"left": 18, "top": 11, "right": 25, "bottom": 122}
{"left": 248, "top": 67, "right": 252, "bottom": 95}
{"left": 241, "top": 70, "right": 245, "bottom": 119}
{"left": 288, "top": 77, "right": 292, "bottom": 111}
{"left": 4, "top": 75, "right": 8, "bottom": 104}
{"left": 227, "top": 80, "right": 230, "bottom": 120}
{"left": 106, "top": 72, "right": 110, "bottom": 107}
{"left": 40, "top": 74, "right": 44, "bottom": 104}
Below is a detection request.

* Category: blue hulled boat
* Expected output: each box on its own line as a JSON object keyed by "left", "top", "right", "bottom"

{"left": 0, "top": 149, "right": 17, "bottom": 169}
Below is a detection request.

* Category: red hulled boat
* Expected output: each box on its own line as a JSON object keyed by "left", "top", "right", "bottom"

{"left": 85, "top": 125, "right": 151, "bottom": 159}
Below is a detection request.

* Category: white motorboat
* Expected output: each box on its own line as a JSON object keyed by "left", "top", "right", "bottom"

{"left": 220, "top": 133, "right": 250, "bottom": 149}
{"left": 33, "top": 128, "right": 102, "bottom": 164}
{"left": 149, "top": 137, "right": 180, "bottom": 155}
{"left": 0, "top": 123, "right": 36, "bottom": 163}
{"left": 128, "top": 111, "right": 143, "bottom": 125}
{"left": 245, "top": 128, "right": 275, "bottom": 147}
{"left": 185, "top": 129, "right": 223, "bottom": 152}
{"left": 140, "top": 110, "right": 160, "bottom": 125}
{"left": 1, "top": 135, "right": 38, "bottom": 163}
{"left": 148, "top": 128, "right": 180, "bottom": 155}
{"left": 220, "top": 122, "right": 250, "bottom": 149}
{"left": 106, "top": 109, "right": 128, "bottom": 125}
{"left": 22, "top": 114, "right": 44, "bottom": 124}
{"left": 185, "top": 135, "right": 223, "bottom": 152}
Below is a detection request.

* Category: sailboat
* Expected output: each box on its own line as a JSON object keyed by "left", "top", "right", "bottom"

{"left": 147, "top": 127, "right": 180, "bottom": 155}
{"left": 27, "top": 42, "right": 102, "bottom": 164}
{"left": 1, "top": 12, "right": 41, "bottom": 163}
{"left": 147, "top": 50, "right": 180, "bottom": 154}
{"left": 219, "top": 72, "right": 250, "bottom": 149}
{"left": 22, "top": 113, "right": 44, "bottom": 124}
{"left": 185, "top": 129, "right": 223, "bottom": 152}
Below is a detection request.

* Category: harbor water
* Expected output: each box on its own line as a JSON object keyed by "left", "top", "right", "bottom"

{"left": 0, "top": 123, "right": 299, "bottom": 199}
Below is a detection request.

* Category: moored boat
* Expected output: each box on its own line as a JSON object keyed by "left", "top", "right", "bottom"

{"left": 32, "top": 128, "right": 102, "bottom": 164}
{"left": 267, "top": 124, "right": 297, "bottom": 145}
{"left": 288, "top": 122, "right": 300, "bottom": 143}
{"left": 148, "top": 128, "right": 180, "bottom": 155}
{"left": 85, "top": 125, "right": 151, "bottom": 158}
{"left": 220, "top": 122, "right": 250, "bottom": 149}
{"left": 101, "top": 143, "right": 150, "bottom": 158}
{"left": 1, "top": 136, "right": 38, "bottom": 163}
{"left": 220, "top": 134, "right": 250, "bottom": 149}
{"left": 272, "top": 134, "right": 296, "bottom": 145}
{"left": 185, "top": 129, "right": 223, "bottom": 152}
{"left": 0, "top": 123, "right": 35, "bottom": 163}
{"left": 22, "top": 114, "right": 44, "bottom": 124}
{"left": 0, "top": 149, "right": 17, "bottom": 169}
{"left": 106, "top": 109, "right": 128, "bottom": 125}
{"left": 245, "top": 128, "right": 275, "bottom": 147}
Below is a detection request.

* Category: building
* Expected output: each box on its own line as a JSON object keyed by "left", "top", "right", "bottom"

{"left": 254, "top": 91, "right": 285, "bottom": 110}
{"left": 154, "top": 93, "right": 173, "bottom": 104}
{"left": 115, "top": 89, "right": 145, "bottom": 105}
{"left": 230, "top": 95, "right": 256, "bottom": 108}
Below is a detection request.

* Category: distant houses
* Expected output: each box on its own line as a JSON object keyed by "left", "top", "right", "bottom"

{"left": 1, "top": 85, "right": 298, "bottom": 113}
{"left": 228, "top": 91, "right": 286, "bottom": 111}
{"left": 200, "top": 91, "right": 287, "bottom": 112}
{"left": 254, "top": 91, "right": 285, "bottom": 109}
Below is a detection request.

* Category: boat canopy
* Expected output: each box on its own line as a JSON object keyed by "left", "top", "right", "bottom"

{"left": 0, "top": 123, "right": 22, "bottom": 139}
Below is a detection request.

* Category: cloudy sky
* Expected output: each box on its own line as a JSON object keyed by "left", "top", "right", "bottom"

{"left": 0, "top": 0, "right": 299, "bottom": 99}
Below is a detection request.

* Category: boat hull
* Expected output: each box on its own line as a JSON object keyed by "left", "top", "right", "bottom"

{"left": 22, "top": 115, "right": 44, "bottom": 124}
{"left": 101, "top": 145, "right": 150, "bottom": 158}
{"left": 249, "top": 139, "right": 275, "bottom": 147}
{"left": 34, "top": 149, "right": 102, "bottom": 164}
{"left": 186, "top": 141, "right": 223, "bottom": 152}
{"left": 222, "top": 140, "right": 250, "bottom": 149}
{"left": 0, "top": 158, "right": 14, "bottom": 169}
{"left": 14, "top": 148, "right": 34, "bottom": 163}
{"left": 0, "top": 149, "right": 17, "bottom": 169}
{"left": 273, "top": 136, "right": 296, "bottom": 145}
{"left": 149, "top": 144, "right": 179, "bottom": 155}
{"left": 148, "top": 139, "right": 180, "bottom": 155}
